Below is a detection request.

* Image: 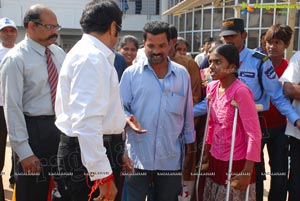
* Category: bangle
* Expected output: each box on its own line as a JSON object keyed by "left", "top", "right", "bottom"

{"left": 98, "top": 174, "right": 114, "bottom": 186}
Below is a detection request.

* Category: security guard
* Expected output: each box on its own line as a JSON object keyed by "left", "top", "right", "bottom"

{"left": 194, "top": 18, "right": 300, "bottom": 201}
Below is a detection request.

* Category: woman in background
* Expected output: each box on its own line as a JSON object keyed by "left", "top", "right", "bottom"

{"left": 118, "top": 35, "right": 139, "bottom": 66}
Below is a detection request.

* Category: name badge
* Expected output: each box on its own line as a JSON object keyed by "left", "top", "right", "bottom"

{"left": 239, "top": 71, "right": 255, "bottom": 78}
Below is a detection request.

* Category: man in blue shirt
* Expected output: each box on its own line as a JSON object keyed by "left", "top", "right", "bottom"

{"left": 120, "top": 21, "right": 195, "bottom": 201}
{"left": 194, "top": 17, "right": 300, "bottom": 201}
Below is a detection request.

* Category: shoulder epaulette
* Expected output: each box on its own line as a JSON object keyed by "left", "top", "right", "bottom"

{"left": 252, "top": 51, "right": 269, "bottom": 101}
{"left": 253, "top": 51, "right": 269, "bottom": 62}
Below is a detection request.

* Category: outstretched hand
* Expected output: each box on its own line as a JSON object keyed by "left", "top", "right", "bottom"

{"left": 126, "top": 114, "right": 147, "bottom": 134}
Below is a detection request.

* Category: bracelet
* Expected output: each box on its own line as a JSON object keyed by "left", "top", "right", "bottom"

{"left": 98, "top": 173, "right": 114, "bottom": 186}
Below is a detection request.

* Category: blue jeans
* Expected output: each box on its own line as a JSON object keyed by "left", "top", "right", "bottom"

{"left": 256, "top": 126, "right": 288, "bottom": 201}
{"left": 288, "top": 136, "right": 300, "bottom": 201}
{"left": 125, "top": 169, "right": 182, "bottom": 201}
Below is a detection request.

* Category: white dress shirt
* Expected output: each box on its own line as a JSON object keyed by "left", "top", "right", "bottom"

{"left": 279, "top": 51, "right": 300, "bottom": 140}
{"left": 55, "top": 34, "right": 126, "bottom": 180}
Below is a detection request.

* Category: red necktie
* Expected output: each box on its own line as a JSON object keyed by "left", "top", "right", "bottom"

{"left": 45, "top": 47, "right": 58, "bottom": 109}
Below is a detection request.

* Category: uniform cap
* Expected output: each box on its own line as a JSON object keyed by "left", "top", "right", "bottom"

{"left": 219, "top": 18, "right": 244, "bottom": 37}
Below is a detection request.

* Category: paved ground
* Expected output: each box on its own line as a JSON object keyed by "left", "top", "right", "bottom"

{"left": 2, "top": 140, "right": 271, "bottom": 201}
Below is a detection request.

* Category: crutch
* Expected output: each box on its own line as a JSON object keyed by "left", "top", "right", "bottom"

{"left": 225, "top": 100, "right": 240, "bottom": 201}
{"left": 225, "top": 101, "right": 263, "bottom": 201}
{"left": 195, "top": 94, "right": 212, "bottom": 201}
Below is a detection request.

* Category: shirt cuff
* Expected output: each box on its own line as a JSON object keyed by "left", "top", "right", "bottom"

{"left": 13, "top": 141, "right": 33, "bottom": 161}
{"left": 183, "top": 130, "right": 196, "bottom": 144}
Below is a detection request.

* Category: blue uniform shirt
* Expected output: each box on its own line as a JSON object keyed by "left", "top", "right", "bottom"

{"left": 194, "top": 47, "right": 300, "bottom": 125}
{"left": 114, "top": 51, "right": 127, "bottom": 81}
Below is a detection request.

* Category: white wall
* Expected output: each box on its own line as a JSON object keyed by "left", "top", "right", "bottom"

{"left": 0, "top": 0, "right": 163, "bottom": 48}
{"left": 0, "top": 0, "right": 162, "bottom": 31}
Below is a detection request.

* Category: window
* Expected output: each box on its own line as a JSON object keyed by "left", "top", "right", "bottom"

{"left": 213, "top": 8, "right": 222, "bottom": 29}
{"left": 248, "top": 30, "right": 259, "bottom": 49}
{"left": 203, "top": 9, "right": 212, "bottom": 30}
{"left": 186, "top": 12, "right": 193, "bottom": 31}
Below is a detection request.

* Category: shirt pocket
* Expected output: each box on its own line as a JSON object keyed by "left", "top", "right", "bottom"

{"left": 166, "top": 92, "right": 185, "bottom": 116}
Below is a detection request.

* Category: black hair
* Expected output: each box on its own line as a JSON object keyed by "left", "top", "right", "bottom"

{"left": 265, "top": 24, "right": 293, "bottom": 45}
{"left": 211, "top": 44, "right": 240, "bottom": 77}
{"left": 203, "top": 37, "right": 214, "bottom": 43}
{"left": 23, "top": 4, "right": 48, "bottom": 28}
{"left": 169, "top": 24, "right": 178, "bottom": 40}
{"left": 143, "top": 21, "right": 170, "bottom": 41}
{"left": 118, "top": 35, "right": 139, "bottom": 50}
{"left": 80, "top": 0, "right": 122, "bottom": 34}
{"left": 176, "top": 36, "right": 189, "bottom": 48}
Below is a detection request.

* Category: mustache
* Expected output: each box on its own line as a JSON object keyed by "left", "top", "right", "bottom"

{"left": 47, "top": 34, "right": 58, "bottom": 40}
{"left": 150, "top": 53, "right": 163, "bottom": 57}
{"left": 225, "top": 42, "right": 234, "bottom": 46}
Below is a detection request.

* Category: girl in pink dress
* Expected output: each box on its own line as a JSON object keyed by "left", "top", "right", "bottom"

{"left": 202, "top": 44, "right": 261, "bottom": 201}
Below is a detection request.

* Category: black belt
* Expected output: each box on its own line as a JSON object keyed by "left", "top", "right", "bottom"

{"left": 103, "top": 133, "right": 123, "bottom": 142}
{"left": 24, "top": 115, "right": 55, "bottom": 120}
{"left": 61, "top": 133, "right": 123, "bottom": 144}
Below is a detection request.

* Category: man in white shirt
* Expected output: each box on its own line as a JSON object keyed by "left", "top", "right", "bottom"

{"left": 55, "top": 1, "right": 125, "bottom": 200}
{"left": 0, "top": 16, "right": 17, "bottom": 201}
{"left": 279, "top": 51, "right": 300, "bottom": 201}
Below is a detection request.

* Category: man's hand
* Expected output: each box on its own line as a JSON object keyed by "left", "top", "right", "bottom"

{"left": 122, "top": 154, "right": 134, "bottom": 175}
{"left": 183, "top": 142, "right": 196, "bottom": 180}
{"left": 94, "top": 181, "right": 117, "bottom": 201}
{"left": 126, "top": 114, "right": 147, "bottom": 134}
{"left": 20, "top": 155, "right": 41, "bottom": 174}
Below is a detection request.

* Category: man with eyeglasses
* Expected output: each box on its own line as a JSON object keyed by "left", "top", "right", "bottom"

{"left": 55, "top": 1, "right": 125, "bottom": 201}
{"left": 0, "top": 4, "right": 66, "bottom": 201}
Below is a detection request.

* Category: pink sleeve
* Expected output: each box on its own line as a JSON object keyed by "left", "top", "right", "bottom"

{"left": 204, "top": 81, "right": 217, "bottom": 144}
{"left": 205, "top": 82, "right": 214, "bottom": 145}
{"left": 235, "top": 86, "right": 262, "bottom": 162}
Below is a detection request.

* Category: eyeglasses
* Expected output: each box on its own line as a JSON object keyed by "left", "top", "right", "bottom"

{"left": 33, "top": 21, "right": 62, "bottom": 31}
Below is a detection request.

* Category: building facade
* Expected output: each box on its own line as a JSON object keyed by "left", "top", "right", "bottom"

{"left": 1, "top": 0, "right": 298, "bottom": 56}
{"left": 0, "top": 0, "right": 167, "bottom": 51}
{"left": 165, "top": 0, "right": 300, "bottom": 58}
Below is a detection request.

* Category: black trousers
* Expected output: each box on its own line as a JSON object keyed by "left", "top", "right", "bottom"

{"left": 0, "top": 106, "right": 7, "bottom": 201}
{"left": 57, "top": 133, "right": 124, "bottom": 201}
{"left": 288, "top": 137, "right": 300, "bottom": 201}
{"left": 16, "top": 115, "right": 60, "bottom": 201}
